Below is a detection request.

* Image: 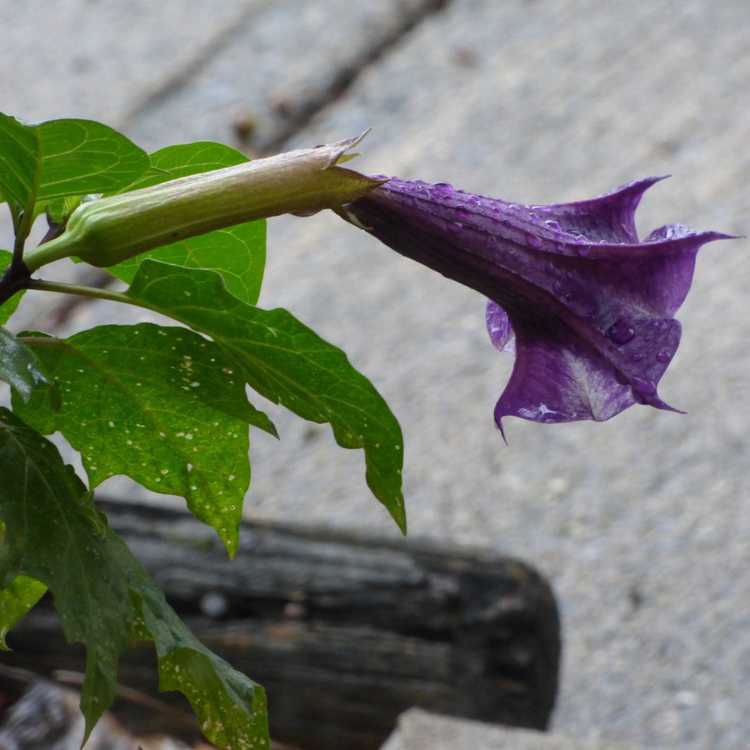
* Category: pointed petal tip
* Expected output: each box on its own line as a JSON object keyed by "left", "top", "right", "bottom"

{"left": 630, "top": 379, "right": 685, "bottom": 414}
{"left": 632, "top": 174, "right": 671, "bottom": 190}
{"left": 496, "top": 419, "right": 508, "bottom": 445}
{"left": 709, "top": 231, "right": 743, "bottom": 242}
{"left": 648, "top": 398, "right": 686, "bottom": 415}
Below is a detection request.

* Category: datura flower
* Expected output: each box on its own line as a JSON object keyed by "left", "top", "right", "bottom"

{"left": 342, "top": 176, "right": 731, "bottom": 433}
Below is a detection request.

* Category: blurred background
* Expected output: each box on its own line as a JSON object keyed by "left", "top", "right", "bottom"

{"left": 1, "top": 1, "right": 748, "bottom": 747}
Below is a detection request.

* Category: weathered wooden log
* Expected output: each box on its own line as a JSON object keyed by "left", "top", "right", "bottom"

{"left": 1, "top": 499, "right": 561, "bottom": 750}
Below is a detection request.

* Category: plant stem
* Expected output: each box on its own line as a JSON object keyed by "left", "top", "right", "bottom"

{"left": 0, "top": 260, "right": 31, "bottom": 308}
{"left": 26, "top": 279, "right": 155, "bottom": 313}
{"left": 12, "top": 234, "right": 25, "bottom": 267}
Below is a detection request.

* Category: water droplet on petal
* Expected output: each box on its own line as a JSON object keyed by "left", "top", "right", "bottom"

{"left": 656, "top": 349, "right": 672, "bottom": 363}
{"left": 527, "top": 233, "right": 542, "bottom": 249}
{"left": 544, "top": 219, "right": 561, "bottom": 231}
{"left": 607, "top": 318, "right": 636, "bottom": 346}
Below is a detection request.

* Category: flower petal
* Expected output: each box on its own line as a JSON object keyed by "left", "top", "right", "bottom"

{"left": 526, "top": 176, "right": 669, "bottom": 243}
{"left": 494, "top": 313, "right": 682, "bottom": 434}
{"left": 344, "top": 176, "right": 734, "bottom": 431}
{"left": 494, "top": 318, "right": 637, "bottom": 431}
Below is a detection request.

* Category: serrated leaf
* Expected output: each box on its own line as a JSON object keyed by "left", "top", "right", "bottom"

{"left": 137, "top": 585, "right": 269, "bottom": 748}
{"left": 0, "top": 408, "right": 132, "bottom": 738}
{"left": 0, "top": 327, "right": 50, "bottom": 401}
{"left": 128, "top": 261, "right": 406, "bottom": 531}
{"left": 0, "top": 250, "right": 24, "bottom": 325}
{"left": 0, "top": 113, "right": 148, "bottom": 237}
{"left": 0, "top": 575, "right": 47, "bottom": 650}
{"left": 0, "top": 408, "right": 269, "bottom": 748}
{"left": 108, "top": 142, "right": 266, "bottom": 304}
{"left": 15, "top": 324, "right": 277, "bottom": 555}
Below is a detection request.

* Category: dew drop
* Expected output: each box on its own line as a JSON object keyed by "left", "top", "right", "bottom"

{"left": 527, "top": 233, "right": 542, "bottom": 249}
{"left": 544, "top": 219, "right": 561, "bottom": 231}
{"left": 656, "top": 349, "right": 672, "bottom": 363}
{"left": 606, "top": 318, "right": 636, "bottom": 346}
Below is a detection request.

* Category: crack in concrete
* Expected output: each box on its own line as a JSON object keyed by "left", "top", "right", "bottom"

{"left": 119, "top": 0, "right": 276, "bottom": 131}
{"left": 260, "top": 0, "right": 451, "bottom": 154}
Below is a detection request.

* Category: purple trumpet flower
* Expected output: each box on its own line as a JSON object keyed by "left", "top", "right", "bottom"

{"left": 343, "top": 176, "right": 732, "bottom": 433}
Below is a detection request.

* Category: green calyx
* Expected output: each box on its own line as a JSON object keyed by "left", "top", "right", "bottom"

{"left": 24, "top": 134, "right": 380, "bottom": 273}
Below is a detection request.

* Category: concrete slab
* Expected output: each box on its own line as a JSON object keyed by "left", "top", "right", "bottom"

{"left": 380, "top": 710, "right": 644, "bottom": 750}
{"left": 0, "top": 0, "right": 264, "bottom": 125}
{"left": 122, "top": 0, "right": 447, "bottom": 152}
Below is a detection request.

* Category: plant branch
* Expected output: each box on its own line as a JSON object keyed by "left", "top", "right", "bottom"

{"left": 12, "top": 233, "right": 25, "bottom": 267}
{"left": 26, "top": 279, "right": 155, "bottom": 313}
{"left": 0, "top": 258, "right": 31, "bottom": 309}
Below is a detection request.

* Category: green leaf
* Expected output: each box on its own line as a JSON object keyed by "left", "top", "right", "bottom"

{"left": 0, "top": 327, "right": 50, "bottom": 401}
{"left": 108, "top": 142, "right": 266, "bottom": 305}
{"left": 137, "top": 585, "right": 269, "bottom": 749}
{"left": 45, "top": 194, "right": 84, "bottom": 226}
{"left": 128, "top": 261, "right": 406, "bottom": 531}
{"left": 121, "top": 141, "right": 248, "bottom": 192}
{"left": 0, "top": 113, "right": 148, "bottom": 236}
{"left": 0, "top": 408, "right": 131, "bottom": 738}
{"left": 0, "top": 113, "right": 38, "bottom": 219}
{"left": 0, "top": 408, "right": 269, "bottom": 748}
{"left": 15, "top": 324, "right": 277, "bottom": 556}
{"left": 0, "top": 575, "right": 47, "bottom": 650}
{"left": 0, "top": 250, "right": 24, "bottom": 325}
{"left": 110, "top": 223, "right": 266, "bottom": 306}
{"left": 33, "top": 119, "right": 149, "bottom": 201}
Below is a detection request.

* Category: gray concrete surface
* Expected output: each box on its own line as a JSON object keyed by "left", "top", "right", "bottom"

{"left": 2, "top": 2, "right": 749, "bottom": 749}
{"left": 382, "top": 709, "right": 643, "bottom": 750}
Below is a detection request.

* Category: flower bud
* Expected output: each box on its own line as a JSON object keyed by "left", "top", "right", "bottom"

{"left": 25, "top": 134, "right": 380, "bottom": 272}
